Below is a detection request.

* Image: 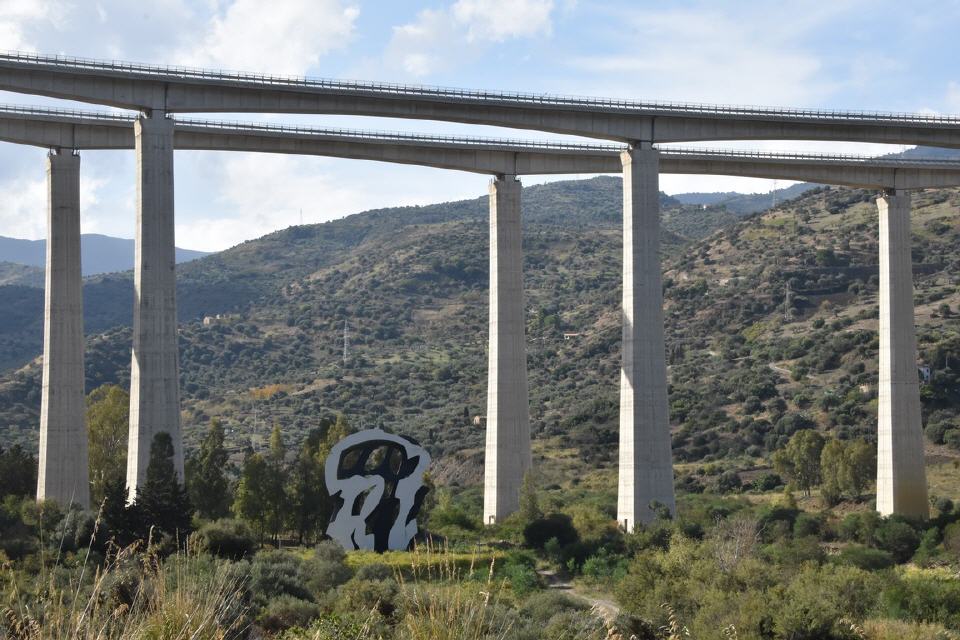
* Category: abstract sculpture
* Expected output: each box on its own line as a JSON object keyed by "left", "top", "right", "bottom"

{"left": 325, "top": 429, "right": 431, "bottom": 552}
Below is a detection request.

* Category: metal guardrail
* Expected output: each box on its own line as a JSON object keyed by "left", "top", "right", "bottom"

{"left": 174, "top": 117, "right": 624, "bottom": 151}
{"left": 657, "top": 146, "right": 960, "bottom": 167}
{"left": 3, "top": 50, "right": 960, "bottom": 125}
{"left": 3, "top": 104, "right": 960, "bottom": 168}
{"left": 0, "top": 103, "right": 136, "bottom": 121}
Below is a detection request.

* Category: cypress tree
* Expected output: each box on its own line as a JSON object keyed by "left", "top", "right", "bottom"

{"left": 187, "top": 419, "right": 231, "bottom": 520}
{"left": 135, "top": 432, "right": 192, "bottom": 540}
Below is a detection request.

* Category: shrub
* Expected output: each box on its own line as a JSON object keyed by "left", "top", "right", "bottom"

{"left": 716, "top": 471, "right": 742, "bottom": 493}
{"left": 874, "top": 519, "right": 921, "bottom": 563}
{"left": 924, "top": 420, "right": 951, "bottom": 445}
{"left": 523, "top": 513, "right": 579, "bottom": 549}
{"left": 353, "top": 562, "right": 393, "bottom": 582}
{"left": 792, "top": 513, "right": 822, "bottom": 538}
{"left": 582, "top": 548, "right": 629, "bottom": 584}
{"left": 249, "top": 550, "right": 313, "bottom": 605}
{"left": 305, "top": 541, "right": 353, "bottom": 595}
{"left": 520, "top": 591, "right": 588, "bottom": 625}
{"left": 258, "top": 595, "right": 322, "bottom": 633}
{"left": 881, "top": 574, "right": 960, "bottom": 628}
{"left": 751, "top": 473, "right": 783, "bottom": 492}
{"left": 195, "top": 519, "right": 256, "bottom": 560}
{"left": 541, "top": 610, "right": 606, "bottom": 639}
{"left": 336, "top": 579, "right": 399, "bottom": 618}
{"left": 836, "top": 545, "right": 895, "bottom": 571}
{"left": 944, "top": 429, "right": 960, "bottom": 451}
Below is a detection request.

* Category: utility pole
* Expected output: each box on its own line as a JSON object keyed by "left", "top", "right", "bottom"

{"left": 343, "top": 320, "right": 349, "bottom": 365}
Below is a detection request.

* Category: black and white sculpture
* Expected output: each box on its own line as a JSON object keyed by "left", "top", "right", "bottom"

{"left": 325, "top": 429, "right": 431, "bottom": 552}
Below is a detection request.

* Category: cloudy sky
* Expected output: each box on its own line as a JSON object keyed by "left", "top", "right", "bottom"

{"left": 1, "top": 0, "right": 959, "bottom": 251}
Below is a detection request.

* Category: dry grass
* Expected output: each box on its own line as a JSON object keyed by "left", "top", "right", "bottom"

{"left": 1, "top": 525, "right": 249, "bottom": 640}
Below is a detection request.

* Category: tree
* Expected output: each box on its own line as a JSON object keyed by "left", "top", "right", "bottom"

{"left": 0, "top": 445, "right": 37, "bottom": 500}
{"left": 819, "top": 437, "right": 876, "bottom": 504}
{"left": 842, "top": 438, "right": 875, "bottom": 499}
{"left": 263, "top": 424, "right": 290, "bottom": 544}
{"left": 323, "top": 414, "right": 352, "bottom": 454}
{"left": 135, "top": 432, "right": 192, "bottom": 540}
{"left": 518, "top": 470, "right": 543, "bottom": 526}
{"left": 100, "top": 474, "right": 140, "bottom": 547}
{"left": 85, "top": 385, "right": 128, "bottom": 506}
{"left": 773, "top": 429, "right": 825, "bottom": 496}
{"left": 819, "top": 439, "right": 846, "bottom": 506}
{"left": 287, "top": 434, "right": 330, "bottom": 545}
{"left": 234, "top": 452, "right": 270, "bottom": 543}
{"left": 187, "top": 419, "right": 231, "bottom": 520}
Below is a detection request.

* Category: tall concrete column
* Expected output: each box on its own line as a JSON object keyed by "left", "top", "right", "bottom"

{"left": 876, "top": 190, "right": 928, "bottom": 519}
{"left": 484, "top": 174, "right": 530, "bottom": 524}
{"left": 126, "top": 112, "right": 183, "bottom": 500}
{"left": 618, "top": 144, "right": 675, "bottom": 531}
{"left": 37, "top": 150, "right": 89, "bottom": 509}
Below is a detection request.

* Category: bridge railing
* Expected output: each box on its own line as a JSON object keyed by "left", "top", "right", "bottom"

{"left": 3, "top": 51, "right": 960, "bottom": 125}
{"left": 174, "top": 117, "right": 624, "bottom": 151}
{"left": 659, "top": 146, "right": 960, "bottom": 166}
{"left": 0, "top": 103, "right": 136, "bottom": 121}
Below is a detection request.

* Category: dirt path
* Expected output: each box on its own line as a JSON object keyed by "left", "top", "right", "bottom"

{"left": 538, "top": 570, "right": 620, "bottom": 623}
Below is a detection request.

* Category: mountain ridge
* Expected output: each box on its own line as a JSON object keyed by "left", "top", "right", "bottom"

{"left": 0, "top": 233, "right": 209, "bottom": 277}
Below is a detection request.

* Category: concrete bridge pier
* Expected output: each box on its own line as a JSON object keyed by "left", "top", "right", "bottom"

{"left": 876, "top": 190, "right": 929, "bottom": 518}
{"left": 126, "top": 111, "right": 183, "bottom": 500}
{"left": 617, "top": 144, "right": 675, "bottom": 531}
{"left": 36, "top": 149, "right": 89, "bottom": 509}
{"left": 484, "top": 174, "right": 530, "bottom": 524}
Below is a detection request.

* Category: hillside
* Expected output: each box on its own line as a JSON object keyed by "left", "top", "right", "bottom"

{"left": 2, "top": 178, "right": 959, "bottom": 497}
{"left": 0, "top": 233, "right": 209, "bottom": 276}
{"left": 0, "top": 177, "right": 699, "bottom": 373}
{"left": 0, "top": 261, "right": 43, "bottom": 288}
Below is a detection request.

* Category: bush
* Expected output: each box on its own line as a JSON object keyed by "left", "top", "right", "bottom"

{"left": 582, "top": 548, "right": 629, "bottom": 584}
{"left": 249, "top": 550, "right": 313, "bottom": 605}
{"left": 306, "top": 541, "right": 353, "bottom": 595}
{"left": 792, "top": 513, "right": 822, "bottom": 538}
{"left": 944, "top": 429, "right": 960, "bottom": 451}
{"left": 258, "top": 595, "right": 322, "bottom": 633}
{"left": 523, "top": 513, "right": 579, "bottom": 549}
{"left": 881, "top": 574, "right": 960, "bottom": 628}
{"left": 716, "top": 471, "right": 742, "bottom": 493}
{"left": 751, "top": 473, "right": 783, "bottom": 492}
{"left": 541, "top": 610, "right": 606, "bottom": 639}
{"left": 520, "top": 591, "right": 588, "bottom": 625}
{"left": 924, "top": 420, "right": 951, "bottom": 445}
{"left": 336, "top": 579, "right": 399, "bottom": 618}
{"left": 195, "top": 519, "right": 256, "bottom": 560}
{"left": 874, "top": 519, "right": 921, "bottom": 563}
{"left": 836, "top": 545, "right": 895, "bottom": 570}
{"left": 353, "top": 562, "right": 393, "bottom": 582}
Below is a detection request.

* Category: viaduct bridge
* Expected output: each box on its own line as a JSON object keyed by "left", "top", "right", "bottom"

{"left": 2, "top": 52, "right": 960, "bottom": 528}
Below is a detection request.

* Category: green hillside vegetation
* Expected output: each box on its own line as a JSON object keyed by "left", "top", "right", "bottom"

{"left": 0, "top": 261, "right": 43, "bottom": 288}
{"left": 2, "top": 179, "right": 960, "bottom": 638}
{"left": 3, "top": 180, "right": 960, "bottom": 486}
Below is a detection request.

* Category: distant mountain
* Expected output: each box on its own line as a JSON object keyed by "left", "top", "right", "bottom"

{"left": 0, "top": 262, "right": 43, "bottom": 288}
{"left": 895, "top": 145, "right": 960, "bottom": 160}
{"left": 0, "top": 234, "right": 209, "bottom": 276}
{"left": 673, "top": 183, "right": 818, "bottom": 214}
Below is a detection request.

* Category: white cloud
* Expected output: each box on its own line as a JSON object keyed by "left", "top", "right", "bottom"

{"left": 0, "top": 0, "right": 65, "bottom": 51}
{"left": 0, "top": 174, "right": 45, "bottom": 239}
{"left": 387, "top": 0, "right": 554, "bottom": 77}
{"left": 451, "top": 0, "right": 553, "bottom": 42}
{"left": 176, "top": 0, "right": 359, "bottom": 75}
{"left": 565, "top": 6, "right": 846, "bottom": 106}
{"left": 947, "top": 82, "right": 960, "bottom": 112}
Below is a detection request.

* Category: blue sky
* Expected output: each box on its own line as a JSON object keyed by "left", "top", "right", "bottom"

{"left": 1, "top": 0, "right": 959, "bottom": 251}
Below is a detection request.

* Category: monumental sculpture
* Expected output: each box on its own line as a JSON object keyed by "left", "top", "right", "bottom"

{"left": 325, "top": 429, "right": 431, "bottom": 552}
